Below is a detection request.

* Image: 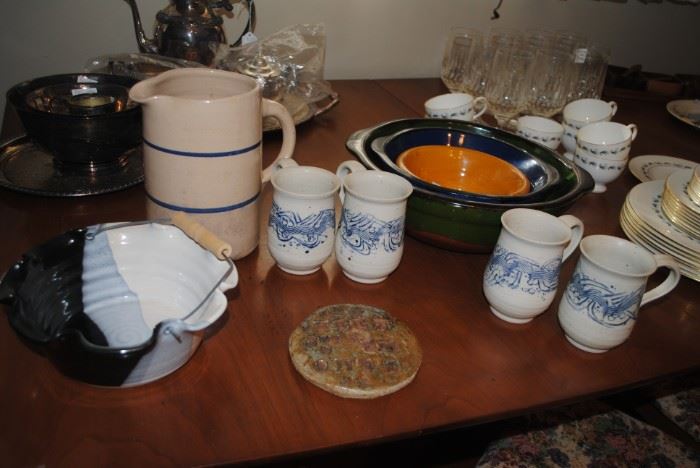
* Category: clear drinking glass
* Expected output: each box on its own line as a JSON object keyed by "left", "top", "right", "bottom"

{"left": 525, "top": 46, "right": 575, "bottom": 117}
{"left": 524, "top": 29, "right": 556, "bottom": 53}
{"left": 464, "top": 28, "right": 520, "bottom": 98}
{"left": 485, "top": 45, "right": 534, "bottom": 128}
{"left": 441, "top": 27, "right": 483, "bottom": 93}
{"left": 460, "top": 40, "right": 487, "bottom": 96}
{"left": 568, "top": 45, "right": 610, "bottom": 100}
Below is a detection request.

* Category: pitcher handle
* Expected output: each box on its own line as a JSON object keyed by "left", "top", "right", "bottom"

{"left": 261, "top": 99, "right": 296, "bottom": 183}
{"left": 640, "top": 254, "right": 681, "bottom": 307}
{"left": 558, "top": 214, "right": 584, "bottom": 262}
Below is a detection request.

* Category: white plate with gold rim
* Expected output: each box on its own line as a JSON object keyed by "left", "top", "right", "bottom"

{"left": 621, "top": 205, "right": 700, "bottom": 263}
{"left": 661, "top": 198, "right": 700, "bottom": 238}
{"left": 666, "top": 169, "right": 700, "bottom": 217}
{"left": 622, "top": 203, "right": 700, "bottom": 263}
{"left": 628, "top": 155, "right": 697, "bottom": 182}
{"left": 620, "top": 212, "right": 700, "bottom": 281}
{"left": 626, "top": 180, "right": 700, "bottom": 254}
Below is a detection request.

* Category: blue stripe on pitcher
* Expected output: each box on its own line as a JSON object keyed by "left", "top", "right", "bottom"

{"left": 144, "top": 139, "right": 261, "bottom": 157}
{"left": 146, "top": 192, "right": 260, "bottom": 213}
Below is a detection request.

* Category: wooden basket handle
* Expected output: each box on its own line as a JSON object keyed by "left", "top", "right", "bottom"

{"left": 171, "top": 212, "right": 232, "bottom": 260}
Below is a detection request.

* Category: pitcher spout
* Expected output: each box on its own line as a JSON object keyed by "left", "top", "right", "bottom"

{"left": 128, "top": 74, "right": 167, "bottom": 105}
{"left": 124, "top": 0, "right": 160, "bottom": 55}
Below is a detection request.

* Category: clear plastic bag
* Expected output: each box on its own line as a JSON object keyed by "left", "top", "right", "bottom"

{"left": 217, "top": 23, "right": 333, "bottom": 104}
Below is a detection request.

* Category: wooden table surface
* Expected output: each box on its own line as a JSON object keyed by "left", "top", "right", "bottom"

{"left": 0, "top": 79, "right": 698, "bottom": 467}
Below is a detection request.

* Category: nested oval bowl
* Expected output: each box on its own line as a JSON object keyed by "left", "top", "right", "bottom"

{"left": 370, "top": 127, "right": 559, "bottom": 203}
{"left": 346, "top": 118, "right": 594, "bottom": 252}
{"left": 0, "top": 222, "right": 238, "bottom": 387}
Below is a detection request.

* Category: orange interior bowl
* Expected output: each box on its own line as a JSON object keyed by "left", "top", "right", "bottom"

{"left": 396, "top": 145, "right": 531, "bottom": 196}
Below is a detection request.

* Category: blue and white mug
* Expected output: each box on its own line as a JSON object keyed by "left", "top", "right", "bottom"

{"left": 483, "top": 208, "right": 584, "bottom": 324}
{"left": 335, "top": 161, "right": 413, "bottom": 284}
{"left": 558, "top": 235, "right": 680, "bottom": 353}
{"left": 267, "top": 160, "right": 340, "bottom": 275}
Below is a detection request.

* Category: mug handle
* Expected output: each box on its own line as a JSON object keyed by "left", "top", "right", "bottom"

{"left": 558, "top": 214, "right": 584, "bottom": 262}
{"left": 640, "top": 254, "right": 681, "bottom": 307}
{"left": 627, "top": 124, "right": 638, "bottom": 142}
{"left": 261, "top": 99, "right": 297, "bottom": 183}
{"left": 608, "top": 101, "right": 618, "bottom": 117}
{"left": 473, "top": 96, "right": 488, "bottom": 120}
{"left": 336, "top": 160, "right": 366, "bottom": 203}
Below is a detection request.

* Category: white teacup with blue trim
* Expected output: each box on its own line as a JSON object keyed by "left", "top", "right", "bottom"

{"left": 515, "top": 115, "right": 564, "bottom": 150}
{"left": 335, "top": 161, "right": 413, "bottom": 284}
{"left": 576, "top": 121, "right": 637, "bottom": 161}
{"left": 561, "top": 98, "right": 617, "bottom": 157}
{"left": 267, "top": 160, "right": 340, "bottom": 275}
{"left": 574, "top": 121, "right": 637, "bottom": 193}
{"left": 129, "top": 68, "right": 296, "bottom": 260}
{"left": 424, "top": 93, "right": 488, "bottom": 121}
{"left": 558, "top": 235, "right": 680, "bottom": 353}
{"left": 483, "top": 208, "right": 583, "bottom": 324}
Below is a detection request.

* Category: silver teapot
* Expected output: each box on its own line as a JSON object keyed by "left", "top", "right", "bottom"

{"left": 124, "top": 0, "right": 254, "bottom": 66}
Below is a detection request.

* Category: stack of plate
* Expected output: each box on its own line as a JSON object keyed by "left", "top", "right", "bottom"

{"left": 688, "top": 166, "right": 700, "bottom": 206}
{"left": 660, "top": 169, "right": 700, "bottom": 238}
{"left": 620, "top": 179, "right": 700, "bottom": 281}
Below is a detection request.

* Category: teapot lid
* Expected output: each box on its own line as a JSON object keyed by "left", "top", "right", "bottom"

{"left": 156, "top": 0, "right": 224, "bottom": 26}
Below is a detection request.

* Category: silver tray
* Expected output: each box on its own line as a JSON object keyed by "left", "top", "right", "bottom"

{"left": 0, "top": 135, "right": 143, "bottom": 197}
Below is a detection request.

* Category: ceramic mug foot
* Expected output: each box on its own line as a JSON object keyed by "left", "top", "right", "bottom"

{"left": 564, "top": 334, "right": 609, "bottom": 353}
{"left": 489, "top": 306, "right": 535, "bottom": 324}
{"left": 278, "top": 264, "right": 321, "bottom": 275}
{"left": 342, "top": 271, "right": 387, "bottom": 284}
{"left": 593, "top": 183, "right": 607, "bottom": 193}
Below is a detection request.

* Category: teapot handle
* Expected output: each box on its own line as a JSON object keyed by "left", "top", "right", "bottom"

{"left": 261, "top": 99, "right": 296, "bottom": 183}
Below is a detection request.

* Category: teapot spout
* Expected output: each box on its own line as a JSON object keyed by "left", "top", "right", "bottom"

{"left": 124, "top": 0, "right": 160, "bottom": 55}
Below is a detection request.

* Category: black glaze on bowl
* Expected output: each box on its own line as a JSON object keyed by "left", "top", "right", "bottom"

{"left": 0, "top": 228, "right": 155, "bottom": 387}
{"left": 374, "top": 127, "right": 559, "bottom": 203}
{"left": 7, "top": 73, "right": 142, "bottom": 166}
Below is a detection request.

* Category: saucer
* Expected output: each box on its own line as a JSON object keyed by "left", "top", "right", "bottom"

{"left": 666, "top": 99, "right": 700, "bottom": 129}
{"left": 0, "top": 135, "right": 143, "bottom": 197}
{"left": 628, "top": 155, "right": 697, "bottom": 182}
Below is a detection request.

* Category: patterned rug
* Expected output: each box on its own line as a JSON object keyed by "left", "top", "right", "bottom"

{"left": 477, "top": 403, "right": 699, "bottom": 467}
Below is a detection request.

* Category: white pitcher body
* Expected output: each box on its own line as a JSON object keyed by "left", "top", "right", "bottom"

{"left": 129, "top": 68, "right": 296, "bottom": 259}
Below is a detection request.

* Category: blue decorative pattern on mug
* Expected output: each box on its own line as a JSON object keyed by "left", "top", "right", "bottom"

{"left": 268, "top": 201, "right": 335, "bottom": 249}
{"left": 484, "top": 245, "right": 561, "bottom": 299}
{"left": 338, "top": 208, "right": 403, "bottom": 255}
{"left": 564, "top": 272, "right": 644, "bottom": 327}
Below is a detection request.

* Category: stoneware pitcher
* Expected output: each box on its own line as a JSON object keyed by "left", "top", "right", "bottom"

{"left": 129, "top": 68, "right": 296, "bottom": 259}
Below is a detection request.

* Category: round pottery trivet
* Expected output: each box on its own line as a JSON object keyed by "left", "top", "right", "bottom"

{"left": 289, "top": 304, "right": 422, "bottom": 399}
{"left": 0, "top": 135, "right": 143, "bottom": 197}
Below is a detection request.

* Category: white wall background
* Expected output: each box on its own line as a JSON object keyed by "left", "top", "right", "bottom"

{"left": 1, "top": 0, "right": 698, "bottom": 128}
